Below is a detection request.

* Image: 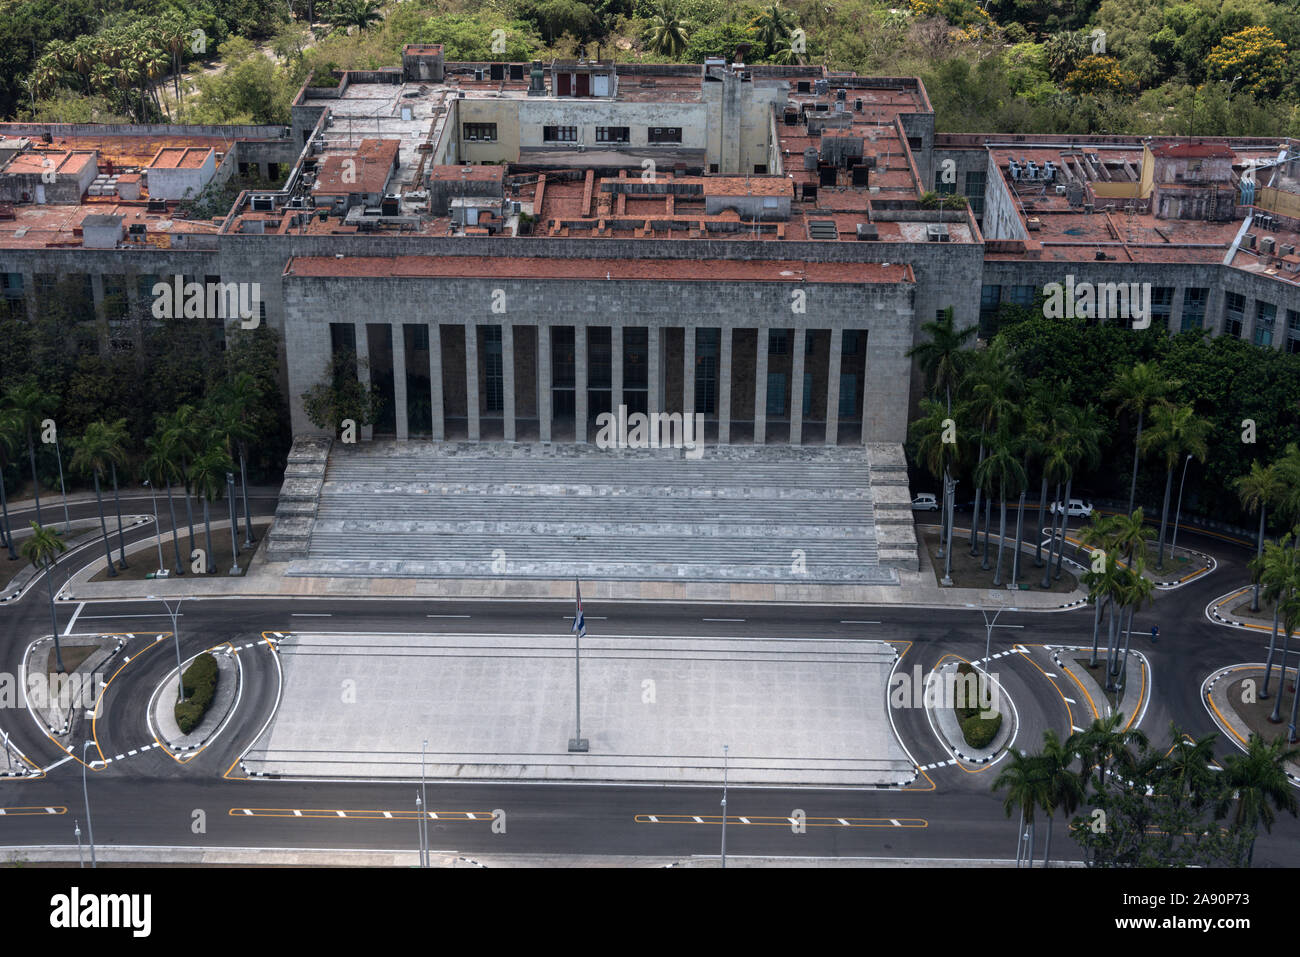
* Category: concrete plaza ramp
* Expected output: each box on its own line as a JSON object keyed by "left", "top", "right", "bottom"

{"left": 276, "top": 441, "right": 916, "bottom": 583}
{"left": 240, "top": 633, "right": 916, "bottom": 787}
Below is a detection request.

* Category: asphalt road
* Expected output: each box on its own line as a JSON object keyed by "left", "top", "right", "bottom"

{"left": 1, "top": 493, "right": 1297, "bottom": 866}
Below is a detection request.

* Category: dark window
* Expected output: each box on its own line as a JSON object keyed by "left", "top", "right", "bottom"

{"left": 753, "top": 164, "right": 767, "bottom": 174}
{"left": 1007, "top": 285, "right": 1035, "bottom": 307}
{"left": 1287, "top": 309, "right": 1300, "bottom": 354}
{"left": 595, "top": 126, "right": 629, "bottom": 143}
{"left": 709, "top": 163, "right": 719, "bottom": 173}
{"left": 842, "top": 329, "right": 860, "bottom": 355}
{"left": 964, "top": 171, "right": 987, "bottom": 216}
{"left": 979, "top": 284, "right": 1001, "bottom": 335}
{"left": 463, "top": 123, "right": 497, "bottom": 142}
{"left": 1181, "top": 287, "right": 1207, "bottom": 332}
{"left": 484, "top": 326, "right": 503, "bottom": 413}
{"left": 1225, "top": 292, "right": 1245, "bottom": 338}
{"left": 695, "top": 328, "right": 718, "bottom": 414}
{"left": 543, "top": 126, "right": 577, "bottom": 142}
{"left": 934, "top": 171, "right": 956, "bottom": 195}
{"left": 769, "top": 329, "right": 789, "bottom": 355}
{"left": 1254, "top": 301, "right": 1276, "bottom": 347}
{"left": 1151, "top": 286, "right": 1174, "bottom": 325}
{"left": 648, "top": 127, "right": 682, "bottom": 144}
{"left": 907, "top": 136, "right": 923, "bottom": 151}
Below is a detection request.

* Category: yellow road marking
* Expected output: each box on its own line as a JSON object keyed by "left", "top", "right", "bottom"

{"left": 0, "top": 806, "right": 66, "bottom": 816}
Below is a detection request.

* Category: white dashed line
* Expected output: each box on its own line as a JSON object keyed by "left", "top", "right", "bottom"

{"left": 647, "top": 815, "right": 658, "bottom": 823}
{"left": 382, "top": 811, "right": 392, "bottom": 819}
{"left": 1063, "top": 697, "right": 1076, "bottom": 703}
{"left": 890, "top": 819, "right": 901, "bottom": 827}
{"left": 838, "top": 818, "right": 850, "bottom": 826}
{"left": 703, "top": 618, "right": 745, "bottom": 622}
{"left": 693, "top": 815, "right": 703, "bottom": 823}
{"left": 293, "top": 810, "right": 302, "bottom": 817}
{"left": 739, "top": 817, "right": 750, "bottom": 824}
{"left": 336, "top": 810, "right": 346, "bottom": 817}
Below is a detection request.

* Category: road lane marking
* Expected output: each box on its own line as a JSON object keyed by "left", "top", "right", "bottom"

{"left": 64, "top": 602, "right": 85, "bottom": 635}
{"left": 427, "top": 615, "right": 471, "bottom": 618}
{"left": 840, "top": 620, "right": 881, "bottom": 624}
{"left": 229, "top": 808, "right": 493, "bottom": 822}
{"left": 0, "top": 807, "right": 67, "bottom": 816}
{"left": 635, "top": 814, "right": 927, "bottom": 828}
{"left": 291, "top": 614, "right": 332, "bottom": 617}
{"left": 703, "top": 618, "right": 745, "bottom": 622}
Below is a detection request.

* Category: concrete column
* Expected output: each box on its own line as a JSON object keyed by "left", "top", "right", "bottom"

{"left": 502, "top": 322, "right": 517, "bottom": 441}
{"left": 538, "top": 324, "right": 553, "bottom": 442}
{"left": 429, "top": 323, "right": 444, "bottom": 441}
{"left": 717, "top": 326, "right": 732, "bottom": 445}
{"left": 753, "top": 327, "right": 768, "bottom": 445}
{"left": 574, "top": 323, "right": 588, "bottom": 443}
{"left": 392, "top": 323, "right": 409, "bottom": 441}
{"left": 789, "top": 327, "right": 806, "bottom": 445}
{"left": 465, "top": 323, "right": 480, "bottom": 442}
{"left": 825, "top": 328, "right": 843, "bottom": 446}
{"left": 355, "top": 322, "right": 373, "bottom": 442}
{"left": 648, "top": 325, "right": 662, "bottom": 415}
{"left": 683, "top": 326, "right": 696, "bottom": 419}
{"left": 611, "top": 324, "right": 623, "bottom": 418}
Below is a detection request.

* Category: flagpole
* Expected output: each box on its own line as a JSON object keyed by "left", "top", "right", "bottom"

{"left": 568, "top": 578, "right": 589, "bottom": 752}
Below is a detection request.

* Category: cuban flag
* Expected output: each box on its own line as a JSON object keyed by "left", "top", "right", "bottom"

{"left": 572, "top": 579, "right": 586, "bottom": 638}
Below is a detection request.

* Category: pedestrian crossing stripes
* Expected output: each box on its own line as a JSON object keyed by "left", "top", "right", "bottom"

{"left": 917, "top": 759, "right": 958, "bottom": 771}
{"left": 97, "top": 742, "right": 162, "bottom": 765}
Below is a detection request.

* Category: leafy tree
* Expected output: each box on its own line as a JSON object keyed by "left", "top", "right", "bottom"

{"left": 647, "top": 1, "right": 690, "bottom": 57}
{"left": 301, "top": 352, "right": 380, "bottom": 436}
{"left": 1206, "top": 24, "right": 1288, "bottom": 97}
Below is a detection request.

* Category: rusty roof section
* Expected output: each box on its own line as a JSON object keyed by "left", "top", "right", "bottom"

{"left": 147, "top": 146, "right": 215, "bottom": 169}
{"left": 313, "top": 138, "right": 400, "bottom": 196}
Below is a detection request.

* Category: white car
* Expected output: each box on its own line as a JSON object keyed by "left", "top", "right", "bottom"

{"left": 1049, "top": 498, "right": 1094, "bottom": 518}
{"left": 911, "top": 493, "right": 939, "bottom": 511}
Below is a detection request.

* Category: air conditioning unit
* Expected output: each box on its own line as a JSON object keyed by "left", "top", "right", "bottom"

{"left": 1055, "top": 184, "right": 1067, "bottom": 195}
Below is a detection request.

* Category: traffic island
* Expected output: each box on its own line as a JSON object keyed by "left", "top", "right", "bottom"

{"left": 149, "top": 646, "right": 240, "bottom": 759}
{"left": 1049, "top": 644, "right": 1149, "bottom": 729}
{"left": 924, "top": 659, "right": 1015, "bottom": 765}
{"left": 920, "top": 528, "right": 1078, "bottom": 593}
{"left": 20, "top": 634, "right": 124, "bottom": 742}
{"left": 1204, "top": 665, "right": 1300, "bottom": 775}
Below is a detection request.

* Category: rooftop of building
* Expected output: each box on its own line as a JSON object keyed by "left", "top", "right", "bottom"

{"left": 284, "top": 254, "right": 914, "bottom": 283}
{"left": 147, "top": 146, "right": 215, "bottom": 170}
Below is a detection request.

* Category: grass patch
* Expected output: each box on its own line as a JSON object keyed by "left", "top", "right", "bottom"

{"left": 47, "top": 645, "right": 95, "bottom": 675}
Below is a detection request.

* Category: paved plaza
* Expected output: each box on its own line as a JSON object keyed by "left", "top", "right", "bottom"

{"left": 242, "top": 632, "right": 915, "bottom": 786}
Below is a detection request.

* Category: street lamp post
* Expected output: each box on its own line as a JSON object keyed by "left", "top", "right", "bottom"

{"left": 415, "top": 792, "right": 425, "bottom": 868}
{"left": 421, "top": 739, "right": 429, "bottom": 868}
{"left": 720, "top": 744, "right": 729, "bottom": 869}
{"left": 967, "top": 604, "right": 1018, "bottom": 665}
{"left": 226, "top": 473, "right": 241, "bottom": 575}
{"left": 75, "top": 820, "right": 83, "bottom": 868}
{"left": 142, "top": 480, "right": 165, "bottom": 576}
{"left": 1170, "top": 453, "right": 1194, "bottom": 555}
{"left": 149, "top": 595, "right": 185, "bottom": 703}
{"left": 81, "top": 741, "right": 96, "bottom": 868}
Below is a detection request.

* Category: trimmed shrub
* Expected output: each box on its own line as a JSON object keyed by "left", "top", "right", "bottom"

{"left": 961, "top": 711, "right": 1003, "bottom": 750}
{"left": 174, "top": 652, "right": 220, "bottom": 735}
{"left": 953, "top": 662, "right": 981, "bottom": 720}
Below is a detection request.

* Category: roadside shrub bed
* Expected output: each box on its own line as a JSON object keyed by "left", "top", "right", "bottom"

{"left": 961, "top": 711, "right": 1003, "bottom": 749}
{"left": 174, "top": 652, "right": 219, "bottom": 735}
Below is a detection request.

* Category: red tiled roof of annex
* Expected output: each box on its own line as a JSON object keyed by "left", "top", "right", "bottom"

{"left": 147, "top": 146, "right": 214, "bottom": 169}
{"left": 285, "top": 255, "right": 913, "bottom": 284}
{"left": 314, "top": 138, "right": 400, "bottom": 195}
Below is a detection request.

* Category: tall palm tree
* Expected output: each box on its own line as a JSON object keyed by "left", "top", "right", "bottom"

{"left": 1105, "top": 362, "right": 1181, "bottom": 515}
{"left": 976, "top": 424, "right": 1026, "bottom": 586}
{"left": 1038, "top": 728, "right": 1083, "bottom": 867}
{"left": 160, "top": 406, "right": 201, "bottom": 561}
{"left": 1139, "top": 402, "right": 1210, "bottom": 570}
{"left": 647, "top": 2, "right": 690, "bottom": 58}
{"left": 1079, "top": 512, "right": 1122, "bottom": 667}
{"left": 1162, "top": 726, "right": 1218, "bottom": 810}
{"left": 906, "top": 307, "right": 975, "bottom": 416}
{"left": 912, "top": 397, "right": 960, "bottom": 569}
{"left": 144, "top": 429, "right": 186, "bottom": 576}
{"left": 0, "top": 410, "right": 19, "bottom": 560}
{"left": 1044, "top": 403, "right": 1103, "bottom": 587}
{"left": 1257, "top": 534, "right": 1300, "bottom": 724}
{"left": 960, "top": 338, "right": 1019, "bottom": 558}
{"left": 190, "top": 443, "right": 234, "bottom": 574}
{"left": 992, "top": 749, "right": 1049, "bottom": 867}
{"left": 749, "top": 2, "right": 795, "bottom": 53}
{"left": 68, "top": 422, "right": 125, "bottom": 579}
{"left": 20, "top": 522, "right": 67, "bottom": 672}
{"left": 1114, "top": 559, "right": 1154, "bottom": 692}
{"left": 103, "top": 418, "right": 131, "bottom": 569}
{"left": 3, "top": 383, "right": 56, "bottom": 526}
{"left": 1217, "top": 734, "right": 1300, "bottom": 866}
{"left": 1236, "top": 460, "right": 1284, "bottom": 613}
{"left": 1249, "top": 534, "right": 1293, "bottom": 701}
{"left": 209, "top": 374, "right": 259, "bottom": 546}
{"left": 1026, "top": 383, "right": 1064, "bottom": 569}
{"left": 328, "top": 0, "right": 383, "bottom": 33}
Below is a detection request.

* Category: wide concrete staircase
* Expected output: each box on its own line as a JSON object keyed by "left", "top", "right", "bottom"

{"left": 274, "top": 441, "right": 917, "bottom": 583}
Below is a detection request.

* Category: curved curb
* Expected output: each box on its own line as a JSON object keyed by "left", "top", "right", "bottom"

{"left": 1201, "top": 663, "right": 1300, "bottom": 787}
{"left": 228, "top": 633, "right": 286, "bottom": 780}
{"left": 922, "top": 654, "right": 1020, "bottom": 768}
{"left": 0, "top": 517, "right": 153, "bottom": 604}
{"left": 883, "top": 645, "right": 923, "bottom": 788}
{"left": 147, "top": 646, "right": 243, "bottom": 763}
{"left": 1205, "top": 586, "right": 1278, "bottom": 634}
{"left": 21, "top": 634, "right": 127, "bottom": 738}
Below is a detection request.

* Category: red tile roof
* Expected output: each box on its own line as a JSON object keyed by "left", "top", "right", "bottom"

{"left": 314, "top": 139, "right": 400, "bottom": 196}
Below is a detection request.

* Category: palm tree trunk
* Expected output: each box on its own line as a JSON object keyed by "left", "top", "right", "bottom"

{"left": 46, "top": 559, "right": 64, "bottom": 672}
{"left": 110, "top": 462, "right": 127, "bottom": 569}
{"left": 26, "top": 430, "right": 42, "bottom": 525}
{"left": 1034, "top": 476, "right": 1048, "bottom": 566}
{"left": 1105, "top": 601, "right": 1120, "bottom": 692}
{"left": 0, "top": 468, "right": 15, "bottom": 560}
{"left": 981, "top": 494, "right": 992, "bottom": 569}
{"left": 970, "top": 439, "right": 985, "bottom": 552}
{"left": 1262, "top": 605, "right": 1280, "bottom": 698}
{"left": 1270, "top": 623, "right": 1293, "bottom": 723}
{"left": 943, "top": 472, "right": 956, "bottom": 583}
{"left": 1127, "top": 409, "right": 1143, "bottom": 514}
{"left": 1011, "top": 490, "right": 1026, "bottom": 586}
{"left": 1286, "top": 645, "right": 1300, "bottom": 742}
{"left": 1026, "top": 818, "right": 1035, "bottom": 868}
{"left": 1252, "top": 507, "right": 1266, "bottom": 613}
{"left": 203, "top": 499, "right": 215, "bottom": 574}
{"left": 1117, "top": 604, "right": 1136, "bottom": 688}
{"left": 993, "top": 493, "right": 1007, "bottom": 585}
{"left": 164, "top": 480, "right": 185, "bottom": 575}
{"left": 1043, "top": 812, "right": 1054, "bottom": 867}
{"left": 92, "top": 470, "right": 116, "bottom": 578}
{"left": 240, "top": 445, "right": 255, "bottom": 546}
{"left": 1156, "top": 465, "right": 1174, "bottom": 571}
{"left": 181, "top": 459, "right": 197, "bottom": 559}
{"left": 1089, "top": 594, "right": 1104, "bottom": 667}
{"left": 1042, "top": 482, "right": 1061, "bottom": 588}
{"left": 1053, "top": 478, "right": 1073, "bottom": 580}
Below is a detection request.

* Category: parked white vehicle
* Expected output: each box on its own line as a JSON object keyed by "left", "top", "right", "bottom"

{"left": 911, "top": 493, "right": 939, "bottom": 511}
{"left": 1049, "top": 498, "right": 1094, "bottom": 518}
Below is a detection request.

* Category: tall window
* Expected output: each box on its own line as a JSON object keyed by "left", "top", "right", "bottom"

{"left": 979, "top": 284, "right": 1001, "bottom": 335}
{"left": 964, "top": 171, "right": 986, "bottom": 215}
{"left": 1254, "top": 301, "right": 1276, "bottom": 347}
{"left": 768, "top": 329, "right": 789, "bottom": 355}
{"left": 1287, "top": 309, "right": 1300, "bottom": 354}
{"left": 1150, "top": 287, "right": 1174, "bottom": 327}
{"left": 1181, "top": 287, "right": 1207, "bottom": 332}
{"left": 695, "top": 329, "right": 718, "bottom": 415}
{"left": 484, "top": 326, "right": 503, "bottom": 413}
{"left": 1224, "top": 292, "right": 1245, "bottom": 338}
